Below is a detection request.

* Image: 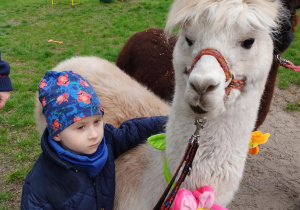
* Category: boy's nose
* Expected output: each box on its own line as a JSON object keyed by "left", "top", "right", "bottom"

{"left": 88, "top": 127, "right": 99, "bottom": 140}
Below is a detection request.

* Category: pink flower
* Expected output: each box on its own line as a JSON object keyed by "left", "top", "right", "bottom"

{"left": 171, "top": 186, "right": 228, "bottom": 210}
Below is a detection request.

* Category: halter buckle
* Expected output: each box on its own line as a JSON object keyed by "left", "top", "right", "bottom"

{"left": 193, "top": 117, "right": 206, "bottom": 136}
{"left": 275, "top": 54, "right": 288, "bottom": 66}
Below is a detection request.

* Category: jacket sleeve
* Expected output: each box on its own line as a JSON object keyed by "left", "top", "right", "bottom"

{"left": 0, "top": 52, "right": 13, "bottom": 91}
{"left": 21, "top": 183, "right": 54, "bottom": 210}
{"left": 104, "top": 116, "right": 167, "bottom": 158}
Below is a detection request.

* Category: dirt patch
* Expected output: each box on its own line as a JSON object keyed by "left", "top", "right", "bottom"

{"left": 228, "top": 85, "right": 300, "bottom": 210}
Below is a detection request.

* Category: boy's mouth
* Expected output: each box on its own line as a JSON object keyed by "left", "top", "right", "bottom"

{"left": 90, "top": 142, "right": 100, "bottom": 148}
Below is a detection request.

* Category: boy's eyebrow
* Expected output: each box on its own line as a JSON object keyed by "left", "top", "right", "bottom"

{"left": 71, "top": 115, "right": 102, "bottom": 126}
{"left": 93, "top": 115, "right": 103, "bottom": 120}
{"left": 71, "top": 120, "right": 86, "bottom": 127}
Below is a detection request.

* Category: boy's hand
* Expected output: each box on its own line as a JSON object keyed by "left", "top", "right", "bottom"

{"left": 0, "top": 91, "right": 10, "bottom": 110}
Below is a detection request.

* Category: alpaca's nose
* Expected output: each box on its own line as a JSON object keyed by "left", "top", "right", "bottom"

{"left": 190, "top": 79, "right": 220, "bottom": 95}
{"left": 188, "top": 55, "right": 223, "bottom": 96}
{"left": 189, "top": 73, "right": 220, "bottom": 96}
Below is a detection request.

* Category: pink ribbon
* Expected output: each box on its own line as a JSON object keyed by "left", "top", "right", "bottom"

{"left": 171, "top": 186, "right": 228, "bottom": 210}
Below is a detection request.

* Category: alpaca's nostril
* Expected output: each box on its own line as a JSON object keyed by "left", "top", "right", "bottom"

{"left": 190, "top": 83, "right": 198, "bottom": 93}
{"left": 206, "top": 83, "right": 219, "bottom": 92}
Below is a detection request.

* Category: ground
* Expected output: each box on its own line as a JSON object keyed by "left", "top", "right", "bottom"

{"left": 228, "top": 85, "right": 300, "bottom": 210}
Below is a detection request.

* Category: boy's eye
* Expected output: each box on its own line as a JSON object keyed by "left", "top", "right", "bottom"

{"left": 94, "top": 120, "right": 101, "bottom": 125}
{"left": 77, "top": 126, "right": 84, "bottom": 130}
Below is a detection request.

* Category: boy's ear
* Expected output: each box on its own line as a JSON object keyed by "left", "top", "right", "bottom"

{"left": 52, "top": 133, "right": 61, "bottom": 142}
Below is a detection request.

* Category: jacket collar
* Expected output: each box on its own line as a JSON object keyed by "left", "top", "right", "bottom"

{"left": 41, "top": 128, "right": 74, "bottom": 170}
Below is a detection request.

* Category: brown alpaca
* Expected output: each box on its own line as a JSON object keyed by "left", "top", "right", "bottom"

{"left": 116, "top": 2, "right": 300, "bottom": 130}
{"left": 116, "top": 28, "right": 177, "bottom": 102}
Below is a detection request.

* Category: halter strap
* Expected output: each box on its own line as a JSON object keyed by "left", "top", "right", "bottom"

{"left": 187, "top": 48, "right": 246, "bottom": 97}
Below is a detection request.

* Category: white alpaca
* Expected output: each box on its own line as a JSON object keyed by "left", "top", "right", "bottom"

{"left": 35, "top": 0, "right": 285, "bottom": 208}
{"left": 116, "top": 0, "right": 284, "bottom": 208}
{"left": 117, "top": 0, "right": 284, "bottom": 208}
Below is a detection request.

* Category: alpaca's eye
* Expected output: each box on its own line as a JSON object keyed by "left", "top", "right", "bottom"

{"left": 241, "top": 38, "right": 255, "bottom": 49}
{"left": 185, "top": 37, "right": 193, "bottom": 46}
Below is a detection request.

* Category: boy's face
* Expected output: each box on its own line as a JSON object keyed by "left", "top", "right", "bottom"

{"left": 53, "top": 114, "right": 104, "bottom": 155}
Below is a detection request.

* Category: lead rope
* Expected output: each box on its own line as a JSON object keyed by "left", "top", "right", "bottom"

{"left": 153, "top": 117, "right": 206, "bottom": 210}
{"left": 275, "top": 54, "right": 300, "bottom": 72}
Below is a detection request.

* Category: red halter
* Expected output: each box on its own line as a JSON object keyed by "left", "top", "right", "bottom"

{"left": 187, "top": 48, "right": 246, "bottom": 97}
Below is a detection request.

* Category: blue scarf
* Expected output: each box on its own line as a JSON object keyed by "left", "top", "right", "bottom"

{"left": 48, "top": 135, "right": 108, "bottom": 177}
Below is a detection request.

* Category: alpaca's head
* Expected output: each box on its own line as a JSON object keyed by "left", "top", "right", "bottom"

{"left": 165, "top": 0, "right": 285, "bottom": 118}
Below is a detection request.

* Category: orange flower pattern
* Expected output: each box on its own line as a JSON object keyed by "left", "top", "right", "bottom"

{"left": 56, "top": 93, "right": 69, "bottom": 105}
{"left": 80, "top": 78, "right": 89, "bottom": 87}
{"left": 39, "top": 79, "right": 47, "bottom": 89}
{"left": 77, "top": 90, "right": 91, "bottom": 104}
{"left": 41, "top": 97, "right": 47, "bottom": 107}
{"left": 50, "top": 119, "right": 62, "bottom": 131}
{"left": 57, "top": 74, "right": 69, "bottom": 86}
{"left": 38, "top": 70, "right": 104, "bottom": 137}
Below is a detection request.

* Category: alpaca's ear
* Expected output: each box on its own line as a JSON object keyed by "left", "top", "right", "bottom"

{"left": 52, "top": 134, "right": 61, "bottom": 142}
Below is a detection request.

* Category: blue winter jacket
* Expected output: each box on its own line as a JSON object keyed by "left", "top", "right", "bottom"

{"left": 21, "top": 116, "right": 167, "bottom": 210}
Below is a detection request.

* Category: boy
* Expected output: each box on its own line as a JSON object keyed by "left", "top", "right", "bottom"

{"left": 0, "top": 52, "right": 13, "bottom": 110}
{"left": 21, "top": 70, "right": 167, "bottom": 209}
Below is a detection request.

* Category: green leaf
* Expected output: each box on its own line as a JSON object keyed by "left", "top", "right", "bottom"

{"left": 147, "top": 133, "right": 166, "bottom": 150}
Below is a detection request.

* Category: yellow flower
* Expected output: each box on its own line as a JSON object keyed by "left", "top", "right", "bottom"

{"left": 249, "top": 131, "right": 270, "bottom": 155}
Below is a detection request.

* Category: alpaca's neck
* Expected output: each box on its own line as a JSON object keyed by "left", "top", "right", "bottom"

{"left": 165, "top": 83, "right": 264, "bottom": 188}
{"left": 117, "top": 83, "right": 267, "bottom": 208}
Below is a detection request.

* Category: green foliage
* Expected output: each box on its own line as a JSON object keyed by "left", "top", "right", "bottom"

{"left": 100, "top": 0, "right": 113, "bottom": 3}
{"left": 285, "top": 102, "right": 300, "bottom": 112}
{"left": 0, "top": 191, "right": 13, "bottom": 209}
{"left": 0, "top": 191, "right": 12, "bottom": 203}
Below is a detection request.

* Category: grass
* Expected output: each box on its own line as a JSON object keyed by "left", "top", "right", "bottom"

{"left": 278, "top": 23, "right": 300, "bottom": 89}
{"left": 286, "top": 101, "right": 300, "bottom": 111}
{"left": 0, "top": 0, "right": 172, "bottom": 209}
{"left": 0, "top": 0, "right": 299, "bottom": 209}
{"left": 0, "top": 191, "right": 13, "bottom": 207}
